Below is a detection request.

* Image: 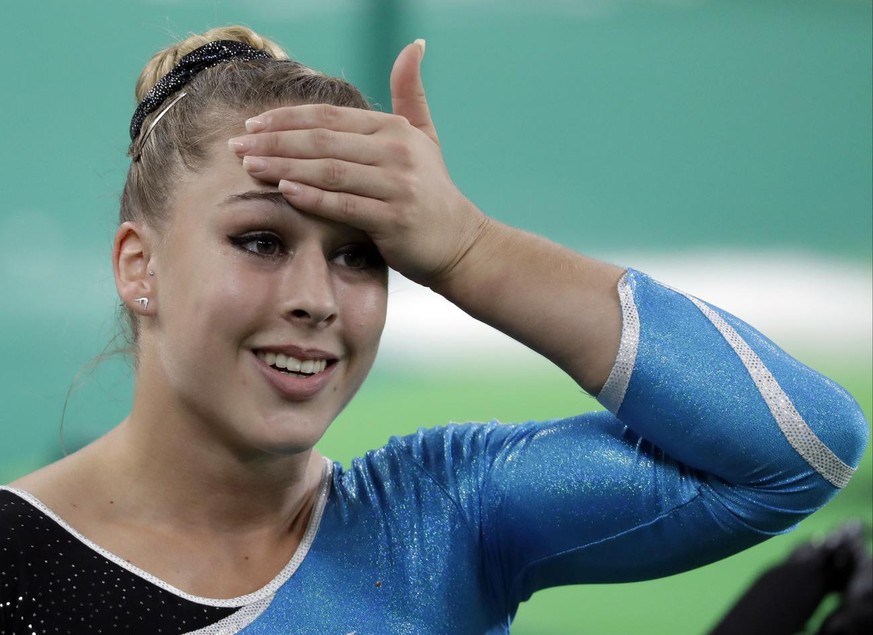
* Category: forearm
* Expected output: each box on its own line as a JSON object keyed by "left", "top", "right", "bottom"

{"left": 429, "top": 209, "right": 625, "bottom": 395}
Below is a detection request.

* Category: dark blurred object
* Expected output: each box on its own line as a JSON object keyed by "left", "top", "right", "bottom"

{"left": 709, "top": 520, "right": 872, "bottom": 635}
{"left": 816, "top": 522, "right": 872, "bottom": 635}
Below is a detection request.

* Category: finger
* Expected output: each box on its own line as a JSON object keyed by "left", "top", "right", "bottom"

{"left": 243, "top": 156, "right": 396, "bottom": 199}
{"left": 228, "top": 128, "right": 381, "bottom": 165}
{"left": 278, "top": 179, "right": 387, "bottom": 231}
{"left": 243, "top": 103, "right": 386, "bottom": 135}
{"left": 390, "top": 39, "right": 440, "bottom": 146}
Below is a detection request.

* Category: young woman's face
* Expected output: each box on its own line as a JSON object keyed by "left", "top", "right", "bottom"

{"left": 144, "top": 139, "right": 388, "bottom": 455}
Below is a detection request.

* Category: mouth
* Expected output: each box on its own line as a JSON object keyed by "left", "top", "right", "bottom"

{"left": 254, "top": 350, "right": 336, "bottom": 378}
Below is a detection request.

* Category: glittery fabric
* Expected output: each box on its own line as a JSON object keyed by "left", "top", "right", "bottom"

{"left": 679, "top": 292, "right": 855, "bottom": 488}
{"left": 129, "top": 40, "right": 272, "bottom": 141}
{"left": 0, "top": 489, "right": 237, "bottom": 633}
{"left": 1, "top": 270, "right": 867, "bottom": 634}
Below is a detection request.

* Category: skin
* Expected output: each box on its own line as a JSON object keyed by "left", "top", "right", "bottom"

{"left": 13, "top": 126, "right": 388, "bottom": 599}
{"left": 11, "top": 41, "right": 624, "bottom": 600}
{"left": 232, "top": 41, "right": 625, "bottom": 394}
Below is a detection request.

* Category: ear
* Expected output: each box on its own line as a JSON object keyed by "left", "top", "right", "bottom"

{"left": 113, "top": 221, "right": 157, "bottom": 315}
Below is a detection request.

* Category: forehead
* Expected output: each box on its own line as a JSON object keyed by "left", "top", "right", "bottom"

{"left": 167, "top": 140, "right": 371, "bottom": 242}
{"left": 172, "top": 137, "right": 273, "bottom": 209}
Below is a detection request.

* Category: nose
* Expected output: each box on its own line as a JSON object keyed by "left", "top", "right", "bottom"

{"left": 280, "top": 247, "right": 339, "bottom": 328}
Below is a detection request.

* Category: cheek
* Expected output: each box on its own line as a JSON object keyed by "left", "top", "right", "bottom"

{"left": 192, "top": 273, "right": 272, "bottom": 338}
{"left": 161, "top": 252, "right": 269, "bottom": 349}
{"left": 342, "top": 282, "right": 388, "bottom": 349}
{"left": 361, "top": 285, "right": 389, "bottom": 335}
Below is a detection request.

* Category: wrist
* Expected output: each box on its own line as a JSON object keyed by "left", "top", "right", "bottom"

{"left": 426, "top": 199, "right": 501, "bottom": 300}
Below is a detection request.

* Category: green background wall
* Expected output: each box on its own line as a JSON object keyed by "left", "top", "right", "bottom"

{"left": 1, "top": 1, "right": 870, "bottom": 633}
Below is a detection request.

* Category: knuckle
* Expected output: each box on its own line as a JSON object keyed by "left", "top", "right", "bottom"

{"left": 322, "top": 159, "right": 345, "bottom": 188}
{"left": 398, "top": 173, "right": 418, "bottom": 199}
{"left": 340, "top": 195, "right": 357, "bottom": 220}
{"left": 386, "top": 113, "right": 409, "bottom": 129}
{"left": 387, "top": 140, "right": 413, "bottom": 165}
{"left": 391, "top": 202, "right": 414, "bottom": 233}
{"left": 319, "top": 103, "right": 340, "bottom": 124}
{"left": 402, "top": 178, "right": 421, "bottom": 201}
{"left": 311, "top": 187, "right": 326, "bottom": 210}
{"left": 276, "top": 158, "right": 296, "bottom": 179}
{"left": 312, "top": 127, "right": 334, "bottom": 151}
{"left": 262, "top": 133, "right": 280, "bottom": 155}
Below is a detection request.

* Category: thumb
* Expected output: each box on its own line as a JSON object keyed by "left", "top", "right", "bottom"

{"left": 390, "top": 39, "right": 440, "bottom": 145}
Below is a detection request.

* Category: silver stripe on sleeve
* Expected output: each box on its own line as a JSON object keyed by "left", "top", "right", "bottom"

{"left": 598, "top": 272, "right": 640, "bottom": 414}
{"left": 683, "top": 294, "right": 855, "bottom": 489}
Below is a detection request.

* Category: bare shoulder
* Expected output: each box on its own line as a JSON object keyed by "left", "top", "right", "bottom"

{"left": 9, "top": 455, "right": 73, "bottom": 494}
{"left": 7, "top": 440, "right": 105, "bottom": 513}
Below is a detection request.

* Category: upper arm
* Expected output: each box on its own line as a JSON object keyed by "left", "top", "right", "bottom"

{"left": 480, "top": 271, "right": 868, "bottom": 603}
{"left": 394, "top": 270, "right": 868, "bottom": 610}
{"left": 477, "top": 414, "right": 749, "bottom": 601}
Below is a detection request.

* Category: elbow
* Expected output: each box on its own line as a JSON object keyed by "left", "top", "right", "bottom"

{"left": 718, "top": 386, "right": 869, "bottom": 535}
{"left": 771, "top": 370, "right": 869, "bottom": 502}
{"left": 839, "top": 388, "right": 869, "bottom": 465}
{"left": 810, "top": 383, "right": 869, "bottom": 491}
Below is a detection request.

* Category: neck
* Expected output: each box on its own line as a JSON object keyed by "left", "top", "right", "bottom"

{"left": 95, "top": 395, "right": 323, "bottom": 536}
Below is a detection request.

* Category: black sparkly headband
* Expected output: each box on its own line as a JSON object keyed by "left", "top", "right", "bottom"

{"left": 129, "top": 40, "right": 273, "bottom": 141}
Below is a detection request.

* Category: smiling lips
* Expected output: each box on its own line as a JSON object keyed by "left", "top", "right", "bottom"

{"left": 256, "top": 350, "right": 329, "bottom": 375}
{"left": 253, "top": 348, "right": 339, "bottom": 401}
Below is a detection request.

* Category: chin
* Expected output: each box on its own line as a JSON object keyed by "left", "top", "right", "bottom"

{"left": 242, "top": 412, "right": 334, "bottom": 456}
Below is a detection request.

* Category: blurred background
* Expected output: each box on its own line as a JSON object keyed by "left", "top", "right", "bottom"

{"left": 1, "top": 0, "right": 870, "bottom": 632}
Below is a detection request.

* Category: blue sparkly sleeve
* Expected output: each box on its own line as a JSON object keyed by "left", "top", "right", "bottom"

{"left": 599, "top": 270, "right": 867, "bottom": 495}
{"left": 430, "top": 269, "right": 869, "bottom": 610}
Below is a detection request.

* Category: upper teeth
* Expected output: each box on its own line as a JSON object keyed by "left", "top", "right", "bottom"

{"left": 257, "top": 351, "right": 327, "bottom": 374}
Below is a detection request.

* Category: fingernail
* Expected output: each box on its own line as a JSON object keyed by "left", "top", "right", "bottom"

{"left": 278, "top": 180, "right": 301, "bottom": 195}
{"left": 414, "top": 38, "right": 426, "bottom": 58}
{"left": 227, "top": 137, "right": 252, "bottom": 153}
{"left": 242, "top": 156, "right": 268, "bottom": 172}
{"left": 245, "top": 116, "right": 267, "bottom": 133}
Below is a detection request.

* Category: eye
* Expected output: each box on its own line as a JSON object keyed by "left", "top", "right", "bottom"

{"left": 332, "top": 245, "right": 384, "bottom": 270}
{"left": 230, "top": 232, "right": 285, "bottom": 258}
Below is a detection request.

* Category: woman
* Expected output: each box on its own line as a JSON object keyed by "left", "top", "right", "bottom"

{"left": 0, "top": 26, "right": 867, "bottom": 634}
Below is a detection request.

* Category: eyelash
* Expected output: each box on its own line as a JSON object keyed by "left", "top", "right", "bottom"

{"left": 230, "top": 232, "right": 285, "bottom": 259}
{"left": 333, "top": 245, "right": 385, "bottom": 270}
{"left": 229, "top": 232, "right": 384, "bottom": 270}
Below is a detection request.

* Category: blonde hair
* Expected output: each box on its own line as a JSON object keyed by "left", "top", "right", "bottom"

{"left": 119, "top": 25, "right": 371, "bottom": 345}
{"left": 133, "top": 26, "right": 290, "bottom": 102}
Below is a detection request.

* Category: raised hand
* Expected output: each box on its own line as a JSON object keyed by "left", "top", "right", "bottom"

{"left": 229, "top": 41, "right": 624, "bottom": 393}
{"left": 228, "top": 41, "right": 488, "bottom": 287}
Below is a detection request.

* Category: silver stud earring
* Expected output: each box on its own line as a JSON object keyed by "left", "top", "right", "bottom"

{"left": 148, "top": 270, "right": 155, "bottom": 277}
{"left": 134, "top": 297, "right": 150, "bottom": 310}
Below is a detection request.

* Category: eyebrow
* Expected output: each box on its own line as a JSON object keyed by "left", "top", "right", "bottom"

{"left": 219, "top": 190, "right": 290, "bottom": 208}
